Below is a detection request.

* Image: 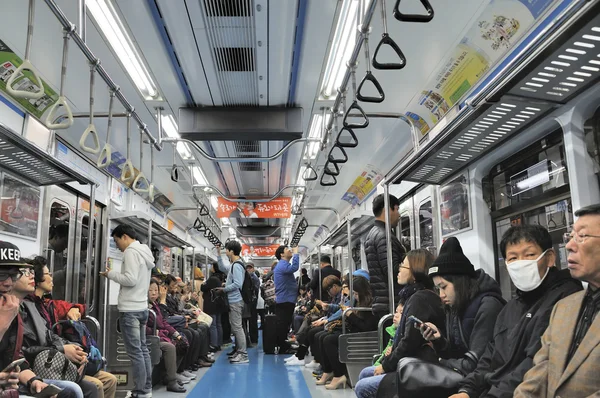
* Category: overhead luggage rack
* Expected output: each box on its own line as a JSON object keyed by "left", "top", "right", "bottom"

{"left": 0, "top": 124, "right": 94, "bottom": 186}
{"left": 322, "top": 215, "right": 374, "bottom": 247}
{"left": 111, "top": 212, "right": 192, "bottom": 248}
{"left": 392, "top": 1, "right": 600, "bottom": 185}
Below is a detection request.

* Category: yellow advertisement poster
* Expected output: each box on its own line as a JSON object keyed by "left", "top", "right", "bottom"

{"left": 342, "top": 164, "right": 383, "bottom": 206}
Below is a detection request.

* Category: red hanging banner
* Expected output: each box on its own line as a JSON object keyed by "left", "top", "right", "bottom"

{"left": 241, "top": 244, "right": 281, "bottom": 257}
{"left": 217, "top": 197, "right": 292, "bottom": 218}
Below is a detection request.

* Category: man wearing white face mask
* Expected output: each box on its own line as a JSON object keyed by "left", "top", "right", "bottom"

{"left": 515, "top": 204, "right": 600, "bottom": 398}
{"left": 450, "top": 225, "right": 581, "bottom": 398}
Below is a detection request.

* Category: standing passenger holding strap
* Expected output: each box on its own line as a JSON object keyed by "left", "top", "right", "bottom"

{"left": 273, "top": 246, "right": 300, "bottom": 355}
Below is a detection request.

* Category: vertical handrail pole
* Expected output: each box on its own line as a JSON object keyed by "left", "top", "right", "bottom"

{"left": 384, "top": 182, "right": 394, "bottom": 315}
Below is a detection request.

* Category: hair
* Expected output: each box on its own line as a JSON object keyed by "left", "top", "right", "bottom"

{"left": 275, "top": 245, "right": 287, "bottom": 260}
{"left": 575, "top": 204, "right": 600, "bottom": 217}
{"left": 211, "top": 261, "right": 222, "bottom": 274}
{"left": 499, "top": 225, "right": 553, "bottom": 258}
{"left": 111, "top": 224, "right": 137, "bottom": 240}
{"left": 353, "top": 276, "right": 373, "bottom": 308}
{"left": 441, "top": 274, "right": 480, "bottom": 315}
{"left": 322, "top": 275, "right": 342, "bottom": 291}
{"left": 149, "top": 279, "right": 160, "bottom": 289}
{"left": 341, "top": 273, "right": 350, "bottom": 287}
{"left": 405, "top": 249, "right": 435, "bottom": 290}
{"left": 320, "top": 255, "right": 331, "bottom": 265}
{"left": 49, "top": 224, "right": 69, "bottom": 239}
{"left": 246, "top": 263, "right": 255, "bottom": 270}
{"left": 24, "top": 256, "right": 47, "bottom": 285}
{"left": 301, "top": 268, "right": 308, "bottom": 275}
{"left": 164, "top": 274, "right": 177, "bottom": 286}
{"left": 372, "top": 194, "right": 400, "bottom": 217}
{"left": 225, "top": 240, "right": 242, "bottom": 256}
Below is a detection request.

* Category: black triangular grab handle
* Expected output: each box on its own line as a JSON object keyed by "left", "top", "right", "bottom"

{"left": 335, "top": 127, "right": 358, "bottom": 148}
{"left": 323, "top": 161, "right": 340, "bottom": 176}
{"left": 320, "top": 172, "right": 337, "bottom": 187}
{"left": 303, "top": 165, "right": 318, "bottom": 181}
{"left": 193, "top": 217, "right": 202, "bottom": 229}
{"left": 343, "top": 100, "right": 369, "bottom": 129}
{"left": 357, "top": 71, "right": 385, "bottom": 103}
{"left": 199, "top": 203, "right": 210, "bottom": 216}
{"left": 170, "top": 165, "right": 179, "bottom": 182}
{"left": 372, "top": 33, "right": 406, "bottom": 70}
{"left": 328, "top": 145, "right": 348, "bottom": 164}
{"left": 393, "top": 0, "right": 434, "bottom": 23}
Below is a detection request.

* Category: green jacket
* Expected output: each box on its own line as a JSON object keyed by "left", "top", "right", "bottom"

{"left": 374, "top": 324, "right": 397, "bottom": 366}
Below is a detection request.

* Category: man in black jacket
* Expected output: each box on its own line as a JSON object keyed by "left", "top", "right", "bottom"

{"left": 450, "top": 225, "right": 582, "bottom": 398}
{"left": 364, "top": 194, "right": 405, "bottom": 318}
{"left": 309, "top": 255, "right": 341, "bottom": 302}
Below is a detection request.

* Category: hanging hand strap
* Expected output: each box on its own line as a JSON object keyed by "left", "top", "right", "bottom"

{"left": 328, "top": 145, "right": 348, "bottom": 164}
{"left": 80, "top": 63, "right": 101, "bottom": 154}
{"left": 7, "top": 0, "right": 44, "bottom": 100}
{"left": 302, "top": 164, "right": 318, "bottom": 181}
{"left": 357, "top": 36, "right": 385, "bottom": 103}
{"left": 45, "top": 28, "right": 74, "bottom": 129}
{"left": 323, "top": 161, "right": 340, "bottom": 177}
{"left": 133, "top": 127, "right": 150, "bottom": 193}
{"left": 97, "top": 88, "right": 117, "bottom": 169}
{"left": 343, "top": 68, "right": 369, "bottom": 129}
{"left": 373, "top": 0, "right": 406, "bottom": 70}
{"left": 170, "top": 144, "right": 179, "bottom": 182}
{"left": 121, "top": 113, "right": 135, "bottom": 182}
{"left": 393, "top": 0, "right": 434, "bottom": 22}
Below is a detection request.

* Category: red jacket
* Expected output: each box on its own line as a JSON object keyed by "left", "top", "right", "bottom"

{"left": 25, "top": 294, "right": 86, "bottom": 331}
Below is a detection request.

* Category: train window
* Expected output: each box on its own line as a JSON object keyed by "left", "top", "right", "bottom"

{"left": 76, "top": 215, "right": 98, "bottom": 306}
{"left": 583, "top": 105, "right": 600, "bottom": 182}
{"left": 400, "top": 213, "right": 411, "bottom": 251}
{"left": 419, "top": 201, "right": 434, "bottom": 249}
{"left": 488, "top": 130, "right": 568, "bottom": 211}
{"left": 47, "top": 201, "right": 71, "bottom": 301}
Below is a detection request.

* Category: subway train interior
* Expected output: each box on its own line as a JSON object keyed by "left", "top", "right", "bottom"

{"left": 0, "top": 0, "right": 599, "bottom": 397}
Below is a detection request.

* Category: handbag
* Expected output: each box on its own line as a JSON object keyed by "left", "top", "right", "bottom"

{"left": 32, "top": 348, "right": 82, "bottom": 383}
{"left": 396, "top": 357, "right": 463, "bottom": 398}
{"left": 166, "top": 315, "right": 187, "bottom": 331}
{"left": 196, "top": 311, "right": 213, "bottom": 327}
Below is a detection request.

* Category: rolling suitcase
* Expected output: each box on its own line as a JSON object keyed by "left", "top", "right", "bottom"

{"left": 262, "top": 314, "right": 277, "bottom": 354}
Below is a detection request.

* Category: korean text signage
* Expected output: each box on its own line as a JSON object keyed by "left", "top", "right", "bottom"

{"left": 242, "top": 244, "right": 280, "bottom": 257}
{"left": 217, "top": 197, "right": 292, "bottom": 218}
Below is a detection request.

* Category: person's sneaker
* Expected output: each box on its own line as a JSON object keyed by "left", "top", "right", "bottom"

{"left": 285, "top": 357, "right": 305, "bottom": 366}
{"left": 227, "top": 349, "right": 238, "bottom": 357}
{"left": 284, "top": 355, "right": 297, "bottom": 363}
{"left": 125, "top": 392, "right": 152, "bottom": 398}
{"left": 201, "top": 355, "right": 215, "bottom": 363}
{"left": 196, "top": 360, "right": 213, "bottom": 368}
{"left": 166, "top": 381, "right": 186, "bottom": 393}
{"left": 230, "top": 353, "right": 249, "bottom": 364}
{"left": 175, "top": 374, "right": 191, "bottom": 384}
{"left": 181, "top": 370, "right": 196, "bottom": 379}
{"left": 305, "top": 360, "right": 320, "bottom": 369}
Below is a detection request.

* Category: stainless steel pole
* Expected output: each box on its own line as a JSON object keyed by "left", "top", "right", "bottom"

{"left": 84, "top": 183, "right": 95, "bottom": 309}
{"left": 383, "top": 183, "right": 394, "bottom": 315}
{"left": 318, "top": 245, "right": 322, "bottom": 300}
{"left": 347, "top": 219, "right": 354, "bottom": 304}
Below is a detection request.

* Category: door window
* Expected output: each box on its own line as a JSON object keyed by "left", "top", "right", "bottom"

{"left": 400, "top": 213, "right": 412, "bottom": 251}
{"left": 419, "top": 201, "right": 434, "bottom": 250}
{"left": 47, "top": 201, "right": 71, "bottom": 301}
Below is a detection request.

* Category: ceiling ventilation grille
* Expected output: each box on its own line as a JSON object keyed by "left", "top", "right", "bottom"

{"left": 201, "top": 0, "right": 259, "bottom": 106}
{"left": 234, "top": 140, "right": 262, "bottom": 171}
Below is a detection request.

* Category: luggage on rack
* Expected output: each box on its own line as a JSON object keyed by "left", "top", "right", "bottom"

{"left": 262, "top": 314, "right": 277, "bottom": 354}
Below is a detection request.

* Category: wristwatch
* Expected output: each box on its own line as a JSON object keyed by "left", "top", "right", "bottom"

{"left": 27, "top": 376, "right": 43, "bottom": 392}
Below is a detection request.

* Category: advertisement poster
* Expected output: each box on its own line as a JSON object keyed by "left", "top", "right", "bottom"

{"left": 440, "top": 173, "right": 471, "bottom": 237}
{"left": 0, "top": 39, "right": 58, "bottom": 118}
{"left": 217, "top": 197, "right": 292, "bottom": 218}
{"left": 241, "top": 244, "right": 280, "bottom": 257}
{"left": 162, "top": 247, "right": 172, "bottom": 274}
{"left": 342, "top": 164, "right": 383, "bottom": 207}
{"left": 0, "top": 173, "right": 40, "bottom": 239}
{"left": 405, "top": 0, "right": 556, "bottom": 135}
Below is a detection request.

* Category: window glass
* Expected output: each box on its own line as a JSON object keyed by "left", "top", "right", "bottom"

{"left": 419, "top": 201, "right": 433, "bottom": 249}
{"left": 400, "top": 213, "right": 411, "bottom": 251}
{"left": 47, "top": 202, "right": 70, "bottom": 300}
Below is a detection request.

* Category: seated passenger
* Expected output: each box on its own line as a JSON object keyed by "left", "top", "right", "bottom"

{"left": 515, "top": 205, "right": 600, "bottom": 398}
{"left": 316, "top": 274, "right": 378, "bottom": 390}
{"left": 292, "top": 285, "right": 310, "bottom": 334}
{"left": 4, "top": 242, "right": 98, "bottom": 398}
{"left": 355, "top": 248, "right": 443, "bottom": 398}
{"left": 26, "top": 257, "right": 117, "bottom": 398}
{"left": 146, "top": 281, "right": 187, "bottom": 393}
{"left": 373, "top": 301, "right": 404, "bottom": 367}
{"left": 451, "top": 225, "right": 582, "bottom": 398}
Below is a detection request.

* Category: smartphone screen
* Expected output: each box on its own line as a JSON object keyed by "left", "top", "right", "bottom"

{"left": 34, "top": 384, "right": 63, "bottom": 398}
{"left": 2, "top": 358, "right": 26, "bottom": 373}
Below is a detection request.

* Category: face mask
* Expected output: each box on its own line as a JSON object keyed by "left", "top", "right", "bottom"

{"left": 506, "top": 250, "right": 550, "bottom": 292}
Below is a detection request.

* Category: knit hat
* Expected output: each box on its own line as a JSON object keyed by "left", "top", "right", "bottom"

{"left": 353, "top": 269, "right": 370, "bottom": 281}
{"left": 428, "top": 237, "right": 476, "bottom": 278}
{"left": 0, "top": 241, "right": 30, "bottom": 268}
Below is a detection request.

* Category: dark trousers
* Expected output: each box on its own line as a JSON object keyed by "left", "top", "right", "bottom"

{"left": 222, "top": 311, "right": 232, "bottom": 344}
{"left": 322, "top": 331, "right": 344, "bottom": 376}
{"left": 195, "top": 323, "right": 210, "bottom": 357}
{"left": 293, "top": 315, "right": 304, "bottom": 333}
{"left": 275, "top": 302, "right": 296, "bottom": 351}
{"left": 179, "top": 328, "right": 201, "bottom": 371}
{"left": 248, "top": 303, "right": 258, "bottom": 343}
{"left": 313, "top": 329, "right": 331, "bottom": 364}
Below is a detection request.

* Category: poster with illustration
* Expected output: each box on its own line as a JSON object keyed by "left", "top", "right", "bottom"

{"left": 342, "top": 164, "right": 383, "bottom": 206}
{"left": 0, "top": 173, "right": 40, "bottom": 239}
{"left": 405, "top": 0, "right": 555, "bottom": 135}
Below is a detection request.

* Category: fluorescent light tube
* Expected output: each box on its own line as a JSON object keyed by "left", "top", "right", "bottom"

{"left": 304, "top": 113, "right": 331, "bottom": 160}
{"left": 192, "top": 166, "right": 207, "bottom": 186}
{"left": 87, "top": 0, "right": 158, "bottom": 100}
{"left": 210, "top": 195, "right": 218, "bottom": 209}
{"left": 320, "top": 0, "right": 359, "bottom": 99}
{"left": 161, "top": 114, "right": 192, "bottom": 160}
{"left": 296, "top": 166, "right": 307, "bottom": 185}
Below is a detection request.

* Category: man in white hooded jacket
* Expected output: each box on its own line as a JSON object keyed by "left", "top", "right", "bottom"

{"left": 101, "top": 224, "right": 155, "bottom": 398}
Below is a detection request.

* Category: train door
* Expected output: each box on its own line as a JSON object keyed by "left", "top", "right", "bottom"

{"left": 44, "top": 186, "right": 103, "bottom": 317}
{"left": 486, "top": 129, "right": 572, "bottom": 299}
{"left": 399, "top": 198, "right": 414, "bottom": 252}
{"left": 412, "top": 186, "right": 439, "bottom": 254}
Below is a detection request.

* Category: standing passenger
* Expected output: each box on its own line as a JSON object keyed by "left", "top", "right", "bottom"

{"left": 216, "top": 241, "right": 249, "bottom": 364}
{"left": 101, "top": 225, "right": 155, "bottom": 398}
{"left": 273, "top": 245, "right": 300, "bottom": 355}
{"left": 309, "top": 255, "right": 341, "bottom": 302}
{"left": 364, "top": 194, "right": 406, "bottom": 319}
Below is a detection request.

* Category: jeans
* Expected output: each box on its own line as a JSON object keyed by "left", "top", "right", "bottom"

{"left": 44, "top": 379, "right": 84, "bottom": 398}
{"left": 209, "top": 313, "right": 223, "bottom": 347}
{"left": 229, "top": 300, "right": 247, "bottom": 355}
{"left": 119, "top": 310, "right": 153, "bottom": 395}
{"left": 354, "top": 366, "right": 386, "bottom": 398}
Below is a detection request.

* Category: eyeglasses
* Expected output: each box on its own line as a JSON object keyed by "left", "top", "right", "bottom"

{"left": 563, "top": 231, "right": 600, "bottom": 244}
{"left": 0, "top": 272, "right": 19, "bottom": 282}
{"left": 18, "top": 268, "right": 33, "bottom": 277}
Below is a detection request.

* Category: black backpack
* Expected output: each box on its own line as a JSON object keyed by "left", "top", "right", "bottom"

{"left": 234, "top": 261, "right": 254, "bottom": 305}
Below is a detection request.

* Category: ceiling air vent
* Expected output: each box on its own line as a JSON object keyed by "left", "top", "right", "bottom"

{"left": 239, "top": 160, "right": 262, "bottom": 171}
{"left": 203, "top": 0, "right": 253, "bottom": 17}
{"left": 235, "top": 140, "right": 262, "bottom": 172}
{"left": 214, "top": 48, "right": 255, "bottom": 72}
